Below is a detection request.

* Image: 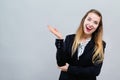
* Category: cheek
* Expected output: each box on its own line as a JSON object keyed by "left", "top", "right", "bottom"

{"left": 92, "top": 29, "right": 97, "bottom": 33}
{"left": 94, "top": 25, "right": 99, "bottom": 30}
{"left": 84, "top": 20, "right": 88, "bottom": 25}
{"left": 92, "top": 26, "right": 98, "bottom": 32}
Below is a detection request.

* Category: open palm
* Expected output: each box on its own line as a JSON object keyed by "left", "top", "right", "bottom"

{"left": 48, "top": 25, "right": 63, "bottom": 39}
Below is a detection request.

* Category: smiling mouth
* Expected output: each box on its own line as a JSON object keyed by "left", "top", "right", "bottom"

{"left": 86, "top": 26, "right": 92, "bottom": 32}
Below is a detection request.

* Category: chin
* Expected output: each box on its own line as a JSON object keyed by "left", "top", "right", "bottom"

{"left": 84, "top": 31, "right": 92, "bottom": 35}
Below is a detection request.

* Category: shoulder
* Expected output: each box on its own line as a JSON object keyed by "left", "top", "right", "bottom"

{"left": 65, "top": 34, "right": 75, "bottom": 39}
{"left": 64, "top": 34, "right": 75, "bottom": 42}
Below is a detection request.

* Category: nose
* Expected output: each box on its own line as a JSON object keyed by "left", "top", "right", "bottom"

{"left": 89, "top": 21, "right": 94, "bottom": 27}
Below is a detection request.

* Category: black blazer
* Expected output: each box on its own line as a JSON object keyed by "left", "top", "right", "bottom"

{"left": 55, "top": 34, "right": 106, "bottom": 80}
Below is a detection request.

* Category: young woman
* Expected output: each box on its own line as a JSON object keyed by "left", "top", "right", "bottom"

{"left": 48, "top": 9, "right": 106, "bottom": 80}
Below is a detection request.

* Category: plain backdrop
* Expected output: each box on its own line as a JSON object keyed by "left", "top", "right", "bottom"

{"left": 0, "top": 0, "right": 120, "bottom": 80}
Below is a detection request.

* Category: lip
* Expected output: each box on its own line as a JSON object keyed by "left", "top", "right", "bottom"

{"left": 86, "top": 25, "right": 92, "bottom": 32}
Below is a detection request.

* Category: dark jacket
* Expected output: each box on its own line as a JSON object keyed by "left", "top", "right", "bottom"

{"left": 55, "top": 34, "right": 106, "bottom": 80}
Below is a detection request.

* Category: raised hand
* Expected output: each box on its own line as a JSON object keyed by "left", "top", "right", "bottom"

{"left": 48, "top": 25, "right": 63, "bottom": 39}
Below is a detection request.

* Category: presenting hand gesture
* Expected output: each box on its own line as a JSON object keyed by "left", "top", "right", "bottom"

{"left": 48, "top": 25, "right": 63, "bottom": 39}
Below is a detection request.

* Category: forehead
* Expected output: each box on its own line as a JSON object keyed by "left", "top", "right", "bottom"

{"left": 86, "top": 12, "right": 101, "bottom": 21}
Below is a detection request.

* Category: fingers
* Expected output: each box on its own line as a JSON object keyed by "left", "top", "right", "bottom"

{"left": 57, "top": 63, "right": 69, "bottom": 72}
{"left": 48, "top": 25, "right": 54, "bottom": 32}
{"left": 47, "top": 25, "right": 63, "bottom": 39}
{"left": 66, "top": 63, "right": 69, "bottom": 66}
{"left": 48, "top": 25, "right": 58, "bottom": 34}
{"left": 54, "top": 28, "right": 58, "bottom": 32}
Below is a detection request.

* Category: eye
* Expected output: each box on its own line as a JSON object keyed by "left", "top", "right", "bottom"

{"left": 94, "top": 21, "right": 98, "bottom": 25}
{"left": 87, "top": 18, "right": 91, "bottom": 21}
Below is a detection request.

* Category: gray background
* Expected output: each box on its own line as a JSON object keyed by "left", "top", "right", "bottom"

{"left": 0, "top": 0, "right": 120, "bottom": 80}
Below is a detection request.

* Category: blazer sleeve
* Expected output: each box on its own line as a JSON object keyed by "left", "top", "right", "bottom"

{"left": 67, "top": 63, "right": 103, "bottom": 76}
{"left": 55, "top": 35, "right": 70, "bottom": 66}
{"left": 67, "top": 41, "right": 106, "bottom": 76}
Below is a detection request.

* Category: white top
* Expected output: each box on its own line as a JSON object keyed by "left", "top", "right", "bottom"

{"left": 77, "top": 38, "right": 91, "bottom": 60}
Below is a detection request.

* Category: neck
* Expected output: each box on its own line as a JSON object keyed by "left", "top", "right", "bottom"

{"left": 83, "top": 34, "right": 92, "bottom": 39}
{"left": 80, "top": 34, "right": 92, "bottom": 43}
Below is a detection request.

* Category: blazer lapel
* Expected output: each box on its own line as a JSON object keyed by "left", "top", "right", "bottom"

{"left": 83, "top": 38, "right": 95, "bottom": 54}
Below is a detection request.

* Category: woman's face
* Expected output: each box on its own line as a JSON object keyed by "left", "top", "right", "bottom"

{"left": 83, "top": 12, "right": 101, "bottom": 36}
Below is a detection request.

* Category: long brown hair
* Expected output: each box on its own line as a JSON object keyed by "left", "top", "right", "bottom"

{"left": 72, "top": 9, "right": 104, "bottom": 63}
